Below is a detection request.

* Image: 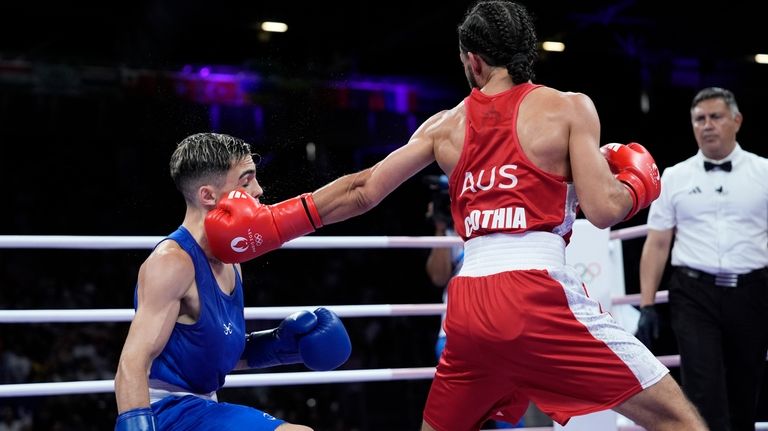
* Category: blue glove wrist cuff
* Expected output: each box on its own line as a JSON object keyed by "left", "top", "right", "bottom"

{"left": 245, "top": 330, "right": 302, "bottom": 368}
{"left": 115, "top": 407, "right": 157, "bottom": 431}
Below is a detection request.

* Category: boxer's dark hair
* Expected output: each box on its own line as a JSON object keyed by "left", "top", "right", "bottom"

{"left": 170, "top": 133, "right": 253, "bottom": 202}
{"left": 458, "top": 0, "right": 538, "bottom": 84}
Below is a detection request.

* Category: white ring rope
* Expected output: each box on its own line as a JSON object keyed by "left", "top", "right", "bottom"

{"left": 0, "top": 356, "right": 689, "bottom": 398}
{"left": 0, "top": 304, "right": 450, "bottom": 323}
{"left": 0, "top": 225, "right": 648, "bottom": 249}
{"left": 0, "top": 368, "right": 437, "bottom": 398}
{"left": 0, "top": 294, "right": 664, "bottom": 323}
{"left": 0, "top": 235, "right": 463, "bottom": 249}
{"left": 610, "top": 290, "right": 668, "bottom": 306}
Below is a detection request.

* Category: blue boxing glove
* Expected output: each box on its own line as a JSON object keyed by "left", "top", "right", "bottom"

{"left": 244, "top": 310, "right": 318, "bottom": 368}
{"left": 244, "top": 307, "right": 351, "bottom": 371}
{"left": 299, "top": 307, "right": 352, "bottom": 371}
{"left": 115, "top": 407, "right": 157, "bottom": 431}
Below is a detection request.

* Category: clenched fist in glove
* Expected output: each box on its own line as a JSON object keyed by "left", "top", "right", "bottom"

{"left": 600, "top": 142, "right": 661, "bottom": 221}
{"left": 243, "top": 307, "right": 352, "bottom": 371}
{"left": 205, "top": 189, "right": 323, "bottom": 263}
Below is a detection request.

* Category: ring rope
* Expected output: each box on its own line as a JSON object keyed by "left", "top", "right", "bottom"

{"left": 610, "top": 290, "right": 668, "bottom": 306}
{"left": 0, "top": 367, "right": 437, "bottom": 398}
{"left": 0, "top": 303, "right": 450, "bottom": 323}
{"left": 0, "top": 357, "right": 689, "bottom": 398}
{"left": 0, "top": 235, "right": 461, "bottom": 249}
{"left": 0, "top": 294, "right": 664, "bottom": 323}
{"left": 0, "top": 224, "right": 648, "bottom": 250}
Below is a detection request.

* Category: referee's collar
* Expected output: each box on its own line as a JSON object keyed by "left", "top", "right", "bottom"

{"left": 697, "top": 143, "right": 742, "bottom": 165}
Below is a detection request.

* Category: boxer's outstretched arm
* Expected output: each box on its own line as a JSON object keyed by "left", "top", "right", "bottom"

{"left": 313, "top": 112, "right": 444, "bottom": 225}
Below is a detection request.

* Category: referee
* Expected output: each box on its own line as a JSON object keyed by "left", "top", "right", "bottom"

{"left": 637, "top": 87, "right": 768, "bottom": 431}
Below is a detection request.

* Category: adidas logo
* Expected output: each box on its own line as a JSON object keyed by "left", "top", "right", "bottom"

{"left": 689, "top": 186, "right": 702, "bottom": 194}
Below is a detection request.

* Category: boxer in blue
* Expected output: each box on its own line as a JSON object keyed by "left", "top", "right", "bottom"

{"left": 113, "top": 133, "right": 351, "bottom": 431}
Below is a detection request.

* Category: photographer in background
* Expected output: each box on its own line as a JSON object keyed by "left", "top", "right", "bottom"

{"left": 423, "top": 174, "right": 463, "bottom": 360}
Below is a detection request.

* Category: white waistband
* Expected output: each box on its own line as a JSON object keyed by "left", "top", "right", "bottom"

{"left": 148, "top": 379, "right": 217, "bottom": 404}
{"left": 457, "top": 232, "right": 566, "bottom": 277}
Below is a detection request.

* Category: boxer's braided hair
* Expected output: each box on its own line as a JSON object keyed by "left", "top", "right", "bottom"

{"left": 170, "top": 133, "right": 253, "bottom": 203}
{"left": 458, "top": 0, "right": 537, "bottom": 84}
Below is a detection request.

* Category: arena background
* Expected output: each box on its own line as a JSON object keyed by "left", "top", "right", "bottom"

{"left": 0, "top": 1, "right": 766, "bottom": 429}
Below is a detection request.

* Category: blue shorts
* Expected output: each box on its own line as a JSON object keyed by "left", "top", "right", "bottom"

{"left": 152, "top": 395, "right": 285, "bottom": 431}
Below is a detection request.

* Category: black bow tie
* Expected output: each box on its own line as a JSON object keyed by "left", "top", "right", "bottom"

{"left": 704, "top": 161, "right": 732, "bottom": 172}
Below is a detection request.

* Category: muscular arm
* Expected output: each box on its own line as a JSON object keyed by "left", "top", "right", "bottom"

{"left": 114, "top": 246, "right": 194, "bottom": 413}
{"left": 312, "top": 112, "right": 445, "bottom": 224}
{"left": 567, "top": 93, "right": 634, "bottom": 228}
{"left": 639, "top": 228, "right": 674, "bottom": 306}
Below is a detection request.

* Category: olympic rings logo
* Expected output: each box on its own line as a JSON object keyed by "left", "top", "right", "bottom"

{"left": 573, "top": 262, "right": 602, "bottom": 283}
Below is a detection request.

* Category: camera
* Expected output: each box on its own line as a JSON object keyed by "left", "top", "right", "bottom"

{"left": 422, "top": 175, "right": 452, "bottom": 228}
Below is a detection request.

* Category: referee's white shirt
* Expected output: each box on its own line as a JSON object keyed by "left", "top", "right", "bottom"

{"left": 646, "top": 144, "right": 768, "bottom": 275}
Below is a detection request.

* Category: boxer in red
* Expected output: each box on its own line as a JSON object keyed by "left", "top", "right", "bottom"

{"left": 204, "top": 2, "right": 708, "bottom": 430}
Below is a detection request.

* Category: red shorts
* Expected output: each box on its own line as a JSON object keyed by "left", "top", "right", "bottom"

{"left": 423, "top": 266, "right": 667, "bottom": 430}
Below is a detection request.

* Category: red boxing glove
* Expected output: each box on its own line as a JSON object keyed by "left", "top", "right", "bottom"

{"left": 204, "top": 189, "right": 323, "bottom": 263}
{"left": 600, "top": 142, "right": 661, "bottom": 221}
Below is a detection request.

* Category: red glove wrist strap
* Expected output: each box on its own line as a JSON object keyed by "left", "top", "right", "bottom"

{"left": 301, "top": 193, "right": 323, "bottom": 228}
{"left": 620, "top": 182, "right": 639, "bottom": 221}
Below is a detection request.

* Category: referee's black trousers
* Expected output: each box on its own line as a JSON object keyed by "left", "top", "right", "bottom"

{"left": 669, "top": 267, "right": 768, "bottom": 431}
